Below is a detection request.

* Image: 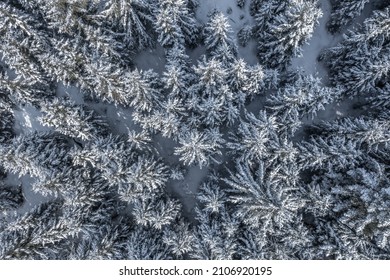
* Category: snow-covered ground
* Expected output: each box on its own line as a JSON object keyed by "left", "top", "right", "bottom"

{"left": 13, "top": 105, "right": 51, "bottom": 135}
{"left": 2, "top": 173, "right": 52, "bottom": 215}
{"left": 133, "top": 44, "right": 166, "bottom": 74}
{"left": 57, "top": 82, "right": 84, "bottom": 104}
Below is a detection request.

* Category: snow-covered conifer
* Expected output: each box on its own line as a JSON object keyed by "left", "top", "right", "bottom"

{"left": 197, "top": 182, "right": 226, "bottom": 214}
{"left": 330, "top": 166, "right": 390, "bottom": 250}
{"left": 0, "top": 132, "right": 70, "bottom": 179}
{"left": 99, "top": 0, "right": 156, "bottom": 50}
{"left": 117, "top": 156, "right": 169, "bottom": 202}
{"left": 71, "top": 135, "right": 135, "bottom": 168}
{"left": 310, "top": 117, "right": 390, "bottom": 152}
{"left": 39, "top": 98, "right": 108, "bottom": 141}
{"left": 237, "top": 25, "right": 253, "bottom": 47}
{"left": 163, "top": 45, "right": 195, "bottom": 99}
{"left": 203, "top": 12, "right": 237, "bottom": 59}
{"left": 123, "top": 69, "right": 162, "bottom": 112}
{"left": 327, "top": 0, "right": 370, "bottom": 33}
{"left": 224, "top": 161, "right": 305, "bottom": 231}
{"left": 156, "top": 0, "right": 199, "bottom": 48}
{"left": 174, "top": 129, "right": 223, "bottom": 168}
{"left": 254, "top": 0, "right": 322, "bottom": 69}
{"left": 191, "top": 206, "right": 239, "bottom": 260}
{"left": 320, "top": 8, "right": 390, "bottom": 96}
{"left": 0, "top": 200, "right": 77, "bottom": 259}
{"left": 0, "top": 2, "right": 51, "bottom": 83}
{"left": 369, "top": 84, "right": 390, "bottom": 110}
{"left": 298, "top": 136, "right": 365, "bottom": 171}
{"left": 132, "top": 194, "right": 181, "bottom": 230}
{"left": 127, "top": 130, "right": 153, "bottom": 152}
{"left": 267, "top": 73, "right": 340, "bottom": 122}
{"left": 227, "top": 110, "right": 278, "bottom": 165}
{"left": 126, "top": 228, "right": 171, "bottom": 259}
{"left": 68, "top": 223, "right": 129, "bottom": 260}
{"left": 245, "top": 64, "right": 279, "bottom": 96}
{"left": 0, "top": 71, "right": 53, "bottom": 106}
{"left": 162, "top": 220, "right": 194, "bottom": 258}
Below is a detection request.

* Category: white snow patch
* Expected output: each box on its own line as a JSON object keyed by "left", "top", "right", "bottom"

{"left": 187, "top": 45, "right": 207, "bottom": 65}
{"left": 169, "top": 165, "right": 209, "bottom": 219}
{"left": 56, "top": 82, "right": 84, "bottom": 104}
{"left": 13, "top": 105, "right": 51, "bottom": 135}
{"left": 86, "top": 101, "right": 140, "bottom": 135}
{"left": 133, "top": 44, "right": 166, "bottom": 74}
{"left": 3, "top": 173, "right": 51, "bottom": 215}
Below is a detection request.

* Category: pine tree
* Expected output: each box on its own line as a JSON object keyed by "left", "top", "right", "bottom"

{"left": 0, "top": 200, "right": 79, "bottom": 259}
{"left": 304, "top": 161, "right": 390, "bottom": 257}
{"left": 163, "top": 45, "right": 195, "bottom": 99}
{"left": 191, "top": 206, "right": 239, "bottom": 260}
{"left": 71, "top": 134, "right": 168, "bottom": 197}
{"left": 298, "top": 136, "right": 366, "bottom": 171}
{"left": 203, "top": 12, "right": 237, "bottom": 61}
{"left": 33, "top": 0, "right": 127, "bottom": 62}
{"left": 126, "top": 227, "right": 171, "bottom": 259}
{"left": 369, "top": 83, "right": 390, "bottom": 111}
{"left": 71, "top": 135, "right": 135, "bottom": 171}
{"left": 189, "top": 57, "right": 247, "bottom": 126}
{"left": 117, "top": 156, "right": 169, "bottom": 202}
{"left": 67, "top": 223, "right": 129, "bottom": 260}
{"left": 330, "top": 166, "right": 390, "bottom": 250}
{"left": 320, "top": 8, "right": 390, "bottom": 96}
{"left": 310, "top": 116, "right": 390, "bottom": 152}
{"left": 123, "top": 69, "right": 162, "bottom": 112}
{"left": 246, "top": 64, "right": 279, "bottom": 96}
{"left": 0, "top": 71, "right": 53, "bottom": 106}
{"left": 0, "top": 132, "right": 70, "bottom": 179}
{"left": 174, "top": 129, "right": 223, "bottom": 168}
{"left": 267, "top": 73, "right": 341, "bottom": 127}
{"left": 224, "top": 161, "right": 305, "bottom": 231}
{"left": 237, "top": 217, "right": 315, "bottom": 259}
{"left": 39, "top": 98, "right": 108, "bottom": 141}
{"left": 327, "top": 0, "right": 370, "bottom": 33}
{"left": 132, "top": 193, "right": 181, "bottom": 230}
{"left": 99, "top": 0, "right": 156, "bottom": 50}
{"left": 254, "top": 0, "right": 322, "bottom": 69}
{"left": 0, "top": 2, "right": 52, "bottom": 84}
{"left": 81, "top": 56, "right": 127, "bottom": 105}
{"left": 155, "top": 0, "right": 199, "bottom": 48}
{"left": 237, "top": 25, "right": 253, "bottom": 47}
{"left": 227, "top": 110, "right": 279, "bottom": 165}
{"left": 162, "top": 219, "right": 194, "bottom": 258}
{"left": 197, "top": 181, "right": 227, "bottom": 214}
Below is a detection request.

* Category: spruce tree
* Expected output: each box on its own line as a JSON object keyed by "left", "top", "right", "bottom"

{"left": 254, "top": 0, "right": 322, "bottom": 69}
{"left": 327, "top": 0, "right": 370, "bottom": 33}
{"left": 39, "top": 98, "right": 108, "bottom": 141}
{"left": 0, "top": 132, "right": 70, "bottom": 179}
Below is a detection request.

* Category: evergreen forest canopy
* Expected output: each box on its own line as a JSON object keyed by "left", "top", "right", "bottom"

{"left": 1, "top": 0, "right": 390, "bottom": 260}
